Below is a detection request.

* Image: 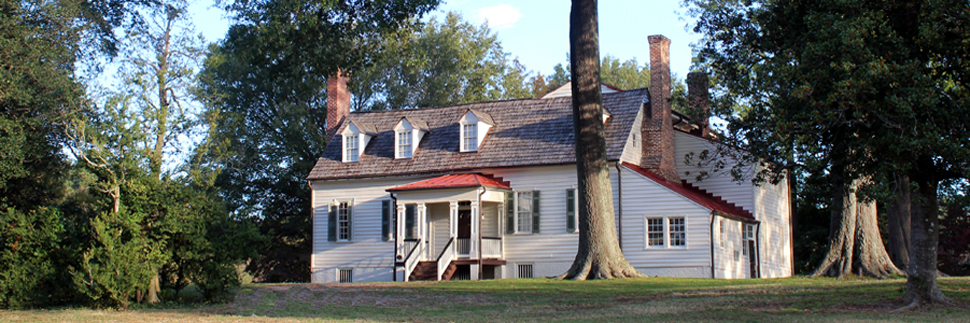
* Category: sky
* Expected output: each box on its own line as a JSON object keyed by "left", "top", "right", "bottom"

{"left": 187, "top": 0, "right": 702, "bottom": 82}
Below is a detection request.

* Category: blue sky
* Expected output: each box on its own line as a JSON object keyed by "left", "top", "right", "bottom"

{"left": 188, "top": 0, "right": 701, "bottom": 81}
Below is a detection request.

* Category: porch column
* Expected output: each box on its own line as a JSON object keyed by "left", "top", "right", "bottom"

{"left": 471, "top": 200, "right": 480, "bottom": 280}
{"left": 417, "top": 203, "right": 427, "bottom": 258}
{"left": 449, "top": 201, "right": 458, "bottom": 238}
{"left": 470, "top": 201, "right": 480, "bottom": 257}
{"left": 396, "top": 204, "right": 406, "bottom": 244}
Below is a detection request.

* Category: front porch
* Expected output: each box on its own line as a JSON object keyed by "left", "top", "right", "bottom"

{"left": 388, "top": 174, "right": 510, "bottom": 281}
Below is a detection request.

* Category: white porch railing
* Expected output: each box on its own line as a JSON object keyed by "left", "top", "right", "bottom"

{"left": 437, "top": 238, "right": 456, "bottom": 281}
{"left": 403, "top": 239, "right": 424, "bottom": 282}
{"left": 482, "top": 237, "right": 502, "bottom": 258}
{"left": 399, "top": 239, "right": 419, "bottom": 259}
{"left": 456, "top": 238, "right": 471, "bottom": 256}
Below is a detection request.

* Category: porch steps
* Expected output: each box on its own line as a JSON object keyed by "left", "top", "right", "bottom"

{"left": 408, "top": 261, "right": 458, "bottom": 281}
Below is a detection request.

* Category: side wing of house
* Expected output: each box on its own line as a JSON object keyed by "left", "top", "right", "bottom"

{"left": 673, "top": 131, "right": 793, "bottom": 278}
{"left": 310, "top": 177, "right": 425, "bottom": 283}
{"left": 618, "top": 166, "right": 715, "bottom": 278}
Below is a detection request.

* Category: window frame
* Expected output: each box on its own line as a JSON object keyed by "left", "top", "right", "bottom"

{"left": 644, "top": 216, "right": 687, "bottom": 249}
{"left": 396, "top": 130, "right": 413, "bottom": 159}
{"left": 337, "top": 201, "right": 352, "bottom": 241}
{"left": 461, "top": 123, "right": 478, "bottom": 152}
{"left": 344, "top": 134, "right": 359, "bottom": 162}
{"left": 506, "top": 190, "right": 540, "bottom": 234}
{"left": 742, "top": 223, "right": 755, "bottom": 256}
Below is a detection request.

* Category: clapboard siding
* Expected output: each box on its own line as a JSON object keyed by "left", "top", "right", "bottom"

{"left": 619, "top": 107, "right": 645, "bottom": 164}
{"left": 490, "top": 165, "right": 584, "bottom": 263}
{"left": 713, "top": 217, "right": 748, "bottom": 279}
{"left": 481, "top": 203, "right": 500, "bottom": 237}
{"left": 673, "top": 131, "right": 755, "bottom": 213}
{"left": 619, "top": 167, "right": 713, "bottom": 270}
{"left": 429, "top": 203, "right": 450, "bottom": 258}
{"left": 754, "top": 172, "right": 793, "bottom": 278}
{"left": 310, "top": 177, "right": 428, "bottom": 282}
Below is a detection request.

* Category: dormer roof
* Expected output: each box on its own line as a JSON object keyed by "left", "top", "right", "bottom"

{"left": 308, "top": 89, "right": 647, "bottom": 181}
{"left": 401, "top": 116, "right": 431, "bottom": 132}
{"left": 342, "top": 119, "right": 378, "bottom": 136}
{"left": 464, "top": 108, "right": 494, "bottom": 125}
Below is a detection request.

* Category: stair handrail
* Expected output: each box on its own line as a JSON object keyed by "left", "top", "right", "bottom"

{"left": 403, "top": 238, "right": 424, "bottom": 282}
{"left": 436, "top": 237, "right": 455, "bottom": 281}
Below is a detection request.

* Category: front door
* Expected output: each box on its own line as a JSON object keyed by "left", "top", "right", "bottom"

{"left": 747, "top": 240, "right": 759, "bottom": 278}
{"left": 458, "top": 210, "right": 471, "bottom": 254}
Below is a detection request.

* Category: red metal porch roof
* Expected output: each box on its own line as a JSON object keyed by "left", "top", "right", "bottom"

{"left": 621, "top": 162, "right": 755, "bottom": 221}
{"left": 386, "top": 173, "right": 511, "bottom": 192}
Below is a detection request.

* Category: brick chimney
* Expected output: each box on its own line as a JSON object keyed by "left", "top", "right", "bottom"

{"left": 687, "top": 72, "right": 711, "bottom": 138}
{"left": 326, "top": 70, "right": 351, "bottom": 139}
{"left": 641, "top": 35, "right": 679, "bottom": 182}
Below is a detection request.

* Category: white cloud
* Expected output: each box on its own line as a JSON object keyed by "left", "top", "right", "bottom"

{"left": 473, "top": 4, "right": 523, "bottom": 30}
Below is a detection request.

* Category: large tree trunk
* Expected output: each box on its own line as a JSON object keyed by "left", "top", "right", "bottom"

{"left": 903, "top": 159, "right": 947, "bottom": 306}
{"left": 811, "top": 176, "right": 903, "bottom": 278}
{"left": 887, "top": 173, "right": 911, "bottom": 271}
{"left": 559, "top": 0, "right": 641, "bottom": 280}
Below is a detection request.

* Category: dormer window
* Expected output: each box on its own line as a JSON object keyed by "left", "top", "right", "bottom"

{"left": 459, "top": 109, "right": 493, "bottom": 152}
{"left": 462, "top": 123, "right": 477, "bottom": 151}
{"left": 345, "top": 135, "right": 359, "bottom": 162}
{"left": 341, "top": 120, "right": 377, "bottom": 163}
{"left": 393, "top": 117, "right": 429, "bottom": 159}
{"left": 397, "top": 131, "right": 412, "bottom": 158}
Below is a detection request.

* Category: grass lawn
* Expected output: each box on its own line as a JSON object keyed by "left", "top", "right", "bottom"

{"left": 3, "top": 276, "right": 970, "bottom": 322}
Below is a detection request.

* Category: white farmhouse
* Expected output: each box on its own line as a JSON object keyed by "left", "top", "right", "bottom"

{"left": 307, "top": 35, "right": 793, "bottom": 283}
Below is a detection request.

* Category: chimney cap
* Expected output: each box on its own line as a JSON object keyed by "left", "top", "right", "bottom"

{"left": 648, "top": 34, "right": 670, "bottom": 44}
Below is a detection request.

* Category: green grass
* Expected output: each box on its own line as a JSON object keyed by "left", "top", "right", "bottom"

{"left": 3, "top": 277, "right": 970, "bottom": 322}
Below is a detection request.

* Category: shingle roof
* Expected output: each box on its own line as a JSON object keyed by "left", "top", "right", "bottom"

{"left": 307, "top": 89, "right": 647, "bottom": 181}
{"left": 386, "top": 173, "right": 511, "bottom": 192}
{"left": 621, "top": 162, "right": 755, "bottom": 221}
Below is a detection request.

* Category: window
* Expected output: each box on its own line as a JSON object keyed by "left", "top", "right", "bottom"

{"left": 344, "top": 135, "right": 359, "bottom": 162}
{"left": 327, "top": 200, "right": 353, "bottom": 242}
{"left": 517, "top": 264, "right": 534, "bottom": 278}
{"left": 462, "top": 123, "right": 477, "bottom": 151}
{"left": 719, "top": 219, "right": 726, "bottom": 247}
{"left": 669, "top": 217, "right": 686, "bottom": 246}
{"left": 743, "top": 223, "right": 755, "bottom": 256}
{"left": 566, "top": 188, "right": 577, "bottom": 233}
{"left": 338, "top": 202, "right": 351, "bottom": 241}
{"left": 397, "top": 130, "right": 412, "bottom": 158}
{"left": 339, "top": 268, "right": 353, "bottom": 283}
{"left": 647, "top": 218, "right": 665, "bottom": 246}
{"left": 506, "top": 191, "right": 540, "bottom": 234}
{"left": 517, "top": 191, "right": 533, "bottom": 232}
{"left": 646, "top": 216, "right": 687, "bottom": 248}
{"left": 381, "top": 200, "right": 395, "bottom": 242}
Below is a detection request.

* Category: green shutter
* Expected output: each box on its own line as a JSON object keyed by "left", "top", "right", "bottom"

{"left": 381, "top": 200, "right": 391, "bottom": 241}
{"left": 328, "top": 202, "right": 337, "bottom": 242}
{"left": 347, "top": 199, "right": 354, "bottom": 241}
{"left": 506, "top": 191, "right": 515, "bottom": 234}
{"left": 566, "top": 189, "right": 576, "bottom": 233}
{"left": 532, "top": 191, "right": 541, "bottom": 233}
{"left": 405, "top": 205, "right": 415, "bottom": 240}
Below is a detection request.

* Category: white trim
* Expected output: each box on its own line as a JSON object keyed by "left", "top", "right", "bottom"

{"left": 644, "top": 215, "right": 688, "bottom": 249}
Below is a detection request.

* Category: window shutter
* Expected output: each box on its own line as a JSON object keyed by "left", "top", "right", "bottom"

{"left": 328, "top": 202, "right": 337, "bottom": 242}
{"left": 566, "top": 189, "right": 576, "bottom": 233}
{"left": 532, "top": 190, "right": 541, "bottom": 233}
{"left": 381, "top": 200, "right": 391, "bottom": 241}
{"left": 347, "top": 199, "right": 354, "bottom": 241}
{"left": 506, "top": 191, "right": 515, "bottom": 234}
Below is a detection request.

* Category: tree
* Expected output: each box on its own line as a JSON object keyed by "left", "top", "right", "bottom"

{"left": 199, "top": 0, "right": 440, "bottom": 282}
{"left": 350, "top": 12, "right": 531, "bottom": 110}
{"left": 687, "top": 0, "right": 970, "bottom": 306}
{"left": 559, "top": 0, "right": 642, "bottom": 280}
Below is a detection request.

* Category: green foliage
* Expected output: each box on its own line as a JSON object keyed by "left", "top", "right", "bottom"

{"left": 198, "top": 0, "right": 440, "bottom": 282}
{"left": 71, "top": 211, "right": 166, "bottom": 309}
{"left": 351, "top": 12, "right": 531, "bottom": 110}
{"left": 600, "top": 55, "right": 651, "bottom": 91}
{"left": 0, "top": 207, "right": 67, "bottom": 309}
